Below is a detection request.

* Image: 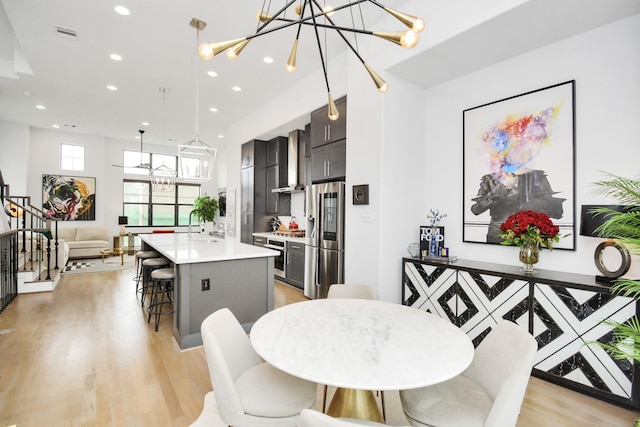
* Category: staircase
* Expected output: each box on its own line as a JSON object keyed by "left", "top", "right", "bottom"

{"left": 1, "top": 171, "right": 61, "bottom": 313}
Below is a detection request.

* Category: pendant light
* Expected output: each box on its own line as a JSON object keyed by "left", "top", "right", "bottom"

{"left": 179, "top": 18, "right": 217, "bottom": 182}
{"left": 152, "top": 87, "right": 177, "bottom": 192}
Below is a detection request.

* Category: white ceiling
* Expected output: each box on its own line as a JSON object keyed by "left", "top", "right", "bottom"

{"left": 0, "top": 0, "right": 639, "bottom": 150}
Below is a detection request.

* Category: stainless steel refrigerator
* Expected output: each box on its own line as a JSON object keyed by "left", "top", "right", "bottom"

{"left": 304, "top": 181, "right": 345, "bottom": 299}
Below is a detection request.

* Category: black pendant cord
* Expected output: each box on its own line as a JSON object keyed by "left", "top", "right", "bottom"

{"left": 310, "top": 0, "right": 367, "bottom": 65}
{"left": 308, "top": 1, "right": 331, "bottom": 93}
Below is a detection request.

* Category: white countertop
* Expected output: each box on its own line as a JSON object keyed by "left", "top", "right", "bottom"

{"left": 139, "top": 233, "right": 278, "bottom": 265}
{"left": 250, "top": 299, "right": 474, "bottom": 390}
{"left": 253, "top": 232, "right": 310, "bottom": 245}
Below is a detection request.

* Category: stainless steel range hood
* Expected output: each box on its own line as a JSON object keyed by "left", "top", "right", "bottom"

{"left": 272, "top": 129, "right": 306, "bottom": 193}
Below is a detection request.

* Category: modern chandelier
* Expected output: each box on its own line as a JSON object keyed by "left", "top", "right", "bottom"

{"left": 152, "top": 87, "right": 177, "bottom": 193}
{"left": 197, "top": 0, "right": 424, "bottom": 120}
{"left": 179, "top": 18, "right": 217, "bottom": 182}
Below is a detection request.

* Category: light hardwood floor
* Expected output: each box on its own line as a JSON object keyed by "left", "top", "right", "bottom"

{"left": 0, "top": 268, "right": 638, "bottom": 426}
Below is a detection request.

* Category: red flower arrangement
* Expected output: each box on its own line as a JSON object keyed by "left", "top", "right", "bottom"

{"left": 499, "top": 210, "right": 561, "bottom": 249}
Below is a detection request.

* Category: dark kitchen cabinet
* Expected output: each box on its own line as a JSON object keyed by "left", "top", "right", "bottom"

{"left": 310, "top": 96, "right": 347, "bottom": 149}
{"left": 241, "top": 141, "right": 255, "bottom": 168}
{"left": 266, "top": 136, "right": 290, "bottom": 215}
{"left": 303, "top": 123, "right": 312, "bottom": 186}
{"left": 286, "top": 241, "right": 305, "bottom": 290}
{"left": 240, "top": 140, "right": 267, "bottom": 244}
{"left": 266, "top": 136, "right": 288, "bottom": 167}
{"left": 311, "top": 139, "right": 346, "bottom": 183}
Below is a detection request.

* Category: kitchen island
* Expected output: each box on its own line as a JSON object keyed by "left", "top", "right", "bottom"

{"left": 139, "top": 233, "right": 277, "bottom": 349}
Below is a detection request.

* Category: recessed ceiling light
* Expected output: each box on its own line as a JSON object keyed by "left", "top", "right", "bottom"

{"left": 210, "top": 107, "right": 218, "bottom": 112}
{"left": 52, "top": 124, "right": 60, "bottom": 129}
{"left": 207, "top": 70, "right": 218, "bottom": 77}
{"left": 141, "top": 122, "right": 149, "bottom": 126}
{"left": 218, "top": 135, "right": 224, "bottom": 139}
{"left": 36, "top": 105, "right": 45, "bottom": 110}
{"left": 114, "top": 6, "right": 130, "bottom": 16}
{"left": 107, "top": 85, "right": 118, "bottom": 91}
{"left": 263, "top": 57, "right": 274, "bottom": 64}
{"left": 232, "top": 86, "right": 242, "bottom": 92}
{"left": 110, "top": 54, "right": 123, "bottom": 61}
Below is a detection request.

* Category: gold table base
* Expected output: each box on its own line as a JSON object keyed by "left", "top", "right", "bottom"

{"left": 326, "top": 388, "right": 384, "bottom": 423}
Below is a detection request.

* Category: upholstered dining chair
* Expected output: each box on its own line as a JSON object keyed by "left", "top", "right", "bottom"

{"left": 325, "top": 284, "right": 384, "bottom": 418}
{"left": 194, "top": 308, "right": 317, "bottom": 427}
{"left": 399, "top": 320, "right": 537, "bottom": 427}
{"left": 327, "top": 284, "right": 377, "bottom": 300}
{"left": 298, "top": 409, "right": 407, "bottom": 427}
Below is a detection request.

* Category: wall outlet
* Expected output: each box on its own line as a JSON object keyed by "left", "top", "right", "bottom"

{"left": 202, "top": 278, "right": 210, "bottom": 291}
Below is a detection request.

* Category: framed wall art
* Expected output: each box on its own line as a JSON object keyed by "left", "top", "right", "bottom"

{"left": 42, "top": 174, "right": 96, "bottom": 221}
{"left": 462, "top": 80, "right": 576, "bottom": 249}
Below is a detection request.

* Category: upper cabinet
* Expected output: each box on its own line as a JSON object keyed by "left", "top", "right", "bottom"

{"left": 310, "top": 139, "right": 346, "bottom": 182}
{"left": 266, "top": 136, "right": 288, "bottom": 167}
{"left": 310, "top": 97, "right": 347, "bottom": 183}
{"left": 265, "top": 136, "right": 291, "bottom": 215}
{"left": 241, "top": 140, "right": 256, "bottom": 168}
{"left": 310, "top": 96, "right": 347, "bottom": 149}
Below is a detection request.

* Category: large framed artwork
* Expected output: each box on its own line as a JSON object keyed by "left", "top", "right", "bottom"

{"left": 42, "top": 175, "right": 96, "bottom": 221}
{"left": 463, "top": 80, "right": 576, "bottom": 250}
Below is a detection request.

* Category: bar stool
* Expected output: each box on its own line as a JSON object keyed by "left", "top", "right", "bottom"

{"left": 147, "top": 267, "right": 174, "bottom": 331}
{"left": 140, "top": 257, "right": 170, "bottom": 307}
{"left": 134, "top": 250, "right": 159, "bottom": 287}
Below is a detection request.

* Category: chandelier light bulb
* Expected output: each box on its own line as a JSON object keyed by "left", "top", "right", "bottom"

{"left": 294, "top": 4, "right": 303, "bottom": 16}
{"left": 257, "top": 11, "right": 270, "bottom": 22}
{"left": 198, "top": 43, "right": 214, "bottom": 60}
{"left": 400, "top": 30, "right": 419, "bottom": 48}
{"left": 412, "top": 18, "right": 426, "bottom": 33}
{"left": 323, "top": 6, "right": 335, "bottom": 17}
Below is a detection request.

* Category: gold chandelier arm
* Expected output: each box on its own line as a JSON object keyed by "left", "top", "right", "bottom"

{"left": 365, "top": 0, "right": 425, "bottom": 32}
{"left": 199, "top": 38, "right": 247, "bottom": 60}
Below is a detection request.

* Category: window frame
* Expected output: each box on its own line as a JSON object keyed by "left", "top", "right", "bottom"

{"left": 60, "top": 143, "right": 85, "bottom": 171}
{"left": 123, "top": 179, "right": 200, "bottom": 227}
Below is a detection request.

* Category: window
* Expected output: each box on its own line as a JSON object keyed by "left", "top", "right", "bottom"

{"left": 60, "top": 144, "right": 85, "bottom": 171}
{"left": 123, "top": 180, "right": 199, "bottom": 227}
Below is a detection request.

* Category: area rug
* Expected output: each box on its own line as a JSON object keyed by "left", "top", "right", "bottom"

{"left": 61, "top": 255, "right": 135, "bottom": 274}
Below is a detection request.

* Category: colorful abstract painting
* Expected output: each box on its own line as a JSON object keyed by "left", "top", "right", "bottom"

{"left": 42, "top": 175, "right": 96, "bottom": 221}
{"left": 463, "top": 81, "right": 575, "bottom": 249}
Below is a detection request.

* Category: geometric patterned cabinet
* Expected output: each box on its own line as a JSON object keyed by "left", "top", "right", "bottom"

{"left": 402, "top": 257, "right": 640, "bottom": 409}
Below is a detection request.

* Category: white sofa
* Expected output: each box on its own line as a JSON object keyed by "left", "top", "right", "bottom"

{"left": 17, "top": 230, "right": 70, "bottom": 267}
{"left": 54, "top": 227, "right": 110, "bottom": 259}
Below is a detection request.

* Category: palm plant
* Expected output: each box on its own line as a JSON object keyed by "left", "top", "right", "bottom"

{"left": 589, "top": 173, "right": 640, "bottom": 426}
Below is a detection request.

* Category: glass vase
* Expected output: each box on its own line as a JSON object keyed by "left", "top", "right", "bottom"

{"left": 519, "top": 241, "right": 539, "bottom": 273}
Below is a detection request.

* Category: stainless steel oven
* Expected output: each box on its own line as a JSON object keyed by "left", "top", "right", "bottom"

{"left": 265, "top": 238, "right": 286, "bottom": 279}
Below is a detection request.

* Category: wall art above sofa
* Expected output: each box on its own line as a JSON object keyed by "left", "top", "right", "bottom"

{"left": 42, "top": 174, "right": 96, "bottom": 221}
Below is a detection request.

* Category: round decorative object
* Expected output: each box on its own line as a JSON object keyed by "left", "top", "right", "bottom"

{"left": 407, "top": 243, "right": 420, "bottom": 258}
{"left": 519, "top": 241, "right": 539, "bottom": 273}
{"left": 594, "top": 240, "right": 631, "bottom": 278}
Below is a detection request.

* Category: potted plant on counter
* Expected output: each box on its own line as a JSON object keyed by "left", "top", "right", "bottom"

{"left": 192, "top": 195, "right": 219, "bottom": 234}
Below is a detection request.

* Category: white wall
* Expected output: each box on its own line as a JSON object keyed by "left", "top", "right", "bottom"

{"left": 0, "top": 121, "right": 30, "bottom": 195}
{"left": 412, "top": 14, "right": 640, "bottom": 288}
{"left": 20, "top": 128, "right": 220, "bottom": 238}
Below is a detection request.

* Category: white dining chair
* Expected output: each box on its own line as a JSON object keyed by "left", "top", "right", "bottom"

{"left": 298, "top": 409, "right": 407, "bottom": 427}
{"left": 324, "top": 284, "right": 384, "bottom": 419}
{"left": 399, "top": 320, "right": 537, "bottom": 427}
{"left": 193, "top": 308, "right": 317, "bottom": 427}
{"left": 327, "top": 284, "right": 377, "bottom": 300}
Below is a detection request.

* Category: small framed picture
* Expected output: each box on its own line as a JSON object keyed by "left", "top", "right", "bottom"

{"left": 353, "top": 184, "right": 369, "bottom": 205}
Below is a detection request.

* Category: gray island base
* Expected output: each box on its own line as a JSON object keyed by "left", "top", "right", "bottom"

{"left": 140, "top": 233, "right": 277, "bottom": 349}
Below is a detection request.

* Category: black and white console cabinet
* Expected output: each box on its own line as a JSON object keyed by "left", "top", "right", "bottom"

{"left": 402, "top": 257, "right": 640, "bottom": 409}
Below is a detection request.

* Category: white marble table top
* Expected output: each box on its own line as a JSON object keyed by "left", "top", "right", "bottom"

{"left": 139, "top": 233, "right": 278, "bottom": 265}
{"left": 250, "top": 299, "right": 474, "bottom": 391}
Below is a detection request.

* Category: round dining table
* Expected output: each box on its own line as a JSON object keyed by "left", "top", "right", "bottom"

{"left": 250, "top": 298, "right": 474, "bottom": 421}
